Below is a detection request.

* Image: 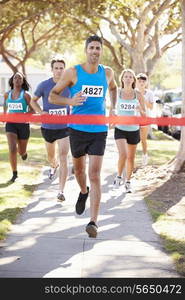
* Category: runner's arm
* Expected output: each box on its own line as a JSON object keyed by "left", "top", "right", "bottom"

{"left": 30, "top": 95, "right": 48, "bottom": 114}
{"left": 145, "top": 91, "right": 154, "bottom": 110}
{"left": 49, "top": 68, "right": 85, "bottom": 106}
{"left": 136, "top": 90, "right": 146, "bottom": 116}
{"left": 3, "top": 93, "right": 8, "bottom": 113}
{"left": 25, "top": 92, "right": 35, "bottom": 113}
{"left": 105, "top": 67, "right": 117, "bottom": 114}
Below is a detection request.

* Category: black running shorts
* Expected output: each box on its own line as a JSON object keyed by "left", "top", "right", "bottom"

{"left": 69, "top": 128, "right": 107, "bottom": 158}
{"left": 114, "top": 127, "right": 140, "bottom": 145}
{"left": 41, "top": 127, "right": 69, "bottom": 143}
{"left": 5, "top": 122, "right": 30, "bottom": 139}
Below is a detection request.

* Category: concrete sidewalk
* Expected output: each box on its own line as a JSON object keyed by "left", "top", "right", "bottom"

{"left": 0, "top": 131, "right": 179, "bottom": 278}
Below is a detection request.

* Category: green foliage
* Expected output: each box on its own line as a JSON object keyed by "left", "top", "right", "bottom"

{"left": 151, "top": 47, "right": 181, "bottom": 89}
{"left": 0, "top": 0, "right": 182, "bottom": 77}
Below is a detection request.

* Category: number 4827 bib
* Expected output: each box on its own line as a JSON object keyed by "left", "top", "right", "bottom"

{"left": 82, "top": 85, "right": 103, "bottom": 97}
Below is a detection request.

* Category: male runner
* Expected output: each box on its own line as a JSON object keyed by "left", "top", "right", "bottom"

{"left": 30, "top": 59, "right": 70, "bottom": 201}
{"left": 49, "top": 36, "right": 117, "bottom": 237}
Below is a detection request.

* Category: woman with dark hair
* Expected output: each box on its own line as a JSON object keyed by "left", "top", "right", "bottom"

{"left": 3, "top": 72, "right": 34, "bottom": 182}
{"left": 113, "top": 69, "right": 146, "bottom": 193}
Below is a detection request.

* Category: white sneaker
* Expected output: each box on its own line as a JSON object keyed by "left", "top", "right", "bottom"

{"left": 113, "top": 175, "right": 122, "bottom": 188}
{"left": 57, "top": 192, "right": 65, "bottom": 202}
{"left": 48, "top": 165, "right": 58, "bottom": 180}
{"left": 142, "top": 154, "right": 148, "bottom": 166}
{"left": 125, "top": 181, "right": 132, "bottom": 193}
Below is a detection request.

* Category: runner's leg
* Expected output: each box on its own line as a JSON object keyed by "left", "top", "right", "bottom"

{"left": 73, "top": 155, "right": 87, "bottom": 194}
{"left": 57, "top": 136, "right": 69, "bottom": 192}
{"left": 88, "top": 155, "right": 103, "bottom": 223}
{"left": 45, "top": 140, "right": 58, "bottom": 168}
{"left": 115, "top": 138, "right": 127, "bottom": 176}
{"left": 6, "top": 132, "right": 18, "bottom": 172}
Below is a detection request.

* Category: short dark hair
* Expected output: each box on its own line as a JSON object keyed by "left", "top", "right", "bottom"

{"left": 51, "top": 59, "right": 66, "bottom": 69}
{"left": 136, "top": 73, "right": 148, "bottom": 80}
{"left": 85, "top": 35, "right": 103, "bottom": 48}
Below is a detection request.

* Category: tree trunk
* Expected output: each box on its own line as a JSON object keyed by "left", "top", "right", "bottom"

{"left": 168, "top": 0, "right": 185, "bottom": 173}
{"left": 132, "top": 51, "right": 146, "bottom": 74}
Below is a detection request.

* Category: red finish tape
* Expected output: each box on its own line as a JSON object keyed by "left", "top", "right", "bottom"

{"left": 0, "top": 113, "right": 185, "bottom": 126}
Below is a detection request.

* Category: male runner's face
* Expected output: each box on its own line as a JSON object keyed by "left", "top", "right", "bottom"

{"left": 86, "top": 41, "right": 102, "bottom": 64}
{"left": 52, "top": 62, "right": 65, "bottom": 80}
{"left": 137, "top": 78, "right": 147, "bottom": 89}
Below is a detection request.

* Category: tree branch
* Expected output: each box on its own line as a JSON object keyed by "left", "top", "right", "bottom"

{"left": 145, "top": 0, "right": 174, "bottom": 36}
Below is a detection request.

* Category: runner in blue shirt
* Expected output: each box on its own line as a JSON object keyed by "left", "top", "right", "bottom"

{"left": 30, "top": 59, "right": 70, "bottom": 202}
{"left": 49, "top": 35, "right": 117, "bottom": 238}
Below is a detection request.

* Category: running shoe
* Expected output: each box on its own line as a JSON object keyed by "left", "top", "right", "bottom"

{"left": 48, "top": 165, "right": 58, "bottom": 180}
{"left": 142, "top": 154, "right": 148, "bottom": 166}
{"left": 21, "top": 153, "right": 28, "bottom": 160}
{"left": 75, "top": 186, "right": 89, "bottom": 215}
{"left": 125, "top": 181, "right": 132, "bottom": 193}
{"left": 113, "top": 175, "right": 122, "bottom": 188}
{"left": 86, "top": 221, "right": 98, "bottom": 238}
{"left": 9, "top": 173, "right": 18, "bottom": 183}
{"left": 57, "top": 192, "right": 65, "bottom": 202}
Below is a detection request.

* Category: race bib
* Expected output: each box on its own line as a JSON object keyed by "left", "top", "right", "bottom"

{"left": 119, "top": 103, "right": 137, "bottom": 111}
{"left": 82, "top": 85, "right": 104, "bottom": 97}
{"left": 8, "top": 103, "right": 23, "bottom": 111}
{"left": 49, "top": 108, "right": 67, "bottom": 115}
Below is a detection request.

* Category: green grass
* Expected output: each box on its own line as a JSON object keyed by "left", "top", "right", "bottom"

{"left": 136, "top": 129, "right": 179, "bottom": 166}
{"left": 146, "top": 206, "right": 185, "bottom": 276}
{"left": 0, "top": 124, "right": 47, "bottom": 240}
{"left": 141, "top": 131, "right": 185, "bottom": 276}
{"left": 145, "top": 197, "right": 185, "bottom": 276}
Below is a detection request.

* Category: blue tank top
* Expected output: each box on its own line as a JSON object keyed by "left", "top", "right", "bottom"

{"left": 6, "top": 90, "right": 29, "bottom": 113}
{"left": 69, "top": 64, "right": 108, "bottom": 132}
{"left": 116, "top": 91, "right": 139, "bottom": 131}
{"left": 34, "top": 77, "right": 70, "bottom": 130}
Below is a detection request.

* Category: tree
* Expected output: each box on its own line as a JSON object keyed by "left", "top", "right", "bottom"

{"left": 0, "top": 0, "right": 59, "bottom": 73}
{"left": 168, "top": 0, "right": 185, "bottom": 172}
{"left": 0, "top": 0, "right": 181, "bottom": 78}
{"left": 0, "top": 0, "right": 100, "bottom": 74}
{"left": 67, "top": 0, "right": 181, "bottom": 76}
{"left": 1, "top": 15, "right": 71, "bottom": 74}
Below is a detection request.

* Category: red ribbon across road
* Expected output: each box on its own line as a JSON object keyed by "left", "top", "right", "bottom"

{"left": 0, "top": 113, "right": 185, "bottom": 126}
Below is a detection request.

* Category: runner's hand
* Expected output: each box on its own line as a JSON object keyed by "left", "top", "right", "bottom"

{"left": 109, "top": 108, "right": 116, "bottom": 129}
{"left": 71, "top": 92, "right": 86, "bottom": 106}
{"left": 41, "top": 111, "right": 49, "bottom": 115}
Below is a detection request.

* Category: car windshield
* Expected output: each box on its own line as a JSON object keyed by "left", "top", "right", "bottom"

{"left": 163, "top": 91, "right": 182, "bottom": 102}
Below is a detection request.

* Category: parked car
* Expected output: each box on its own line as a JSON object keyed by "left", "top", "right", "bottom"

{"left": 158, "top": 101, "right": 182, "bottom": 139}
{"left": 155, "top": 89, "right": 182, "bottom": 108}
{"left": 155, "top": 89, "right": 182, "bottom": 133}
{"left": 162, "top": 89, "right": 182, "bottom": 103}
{"left": 167, "top": 101, "right": 182, "bottom": 140}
